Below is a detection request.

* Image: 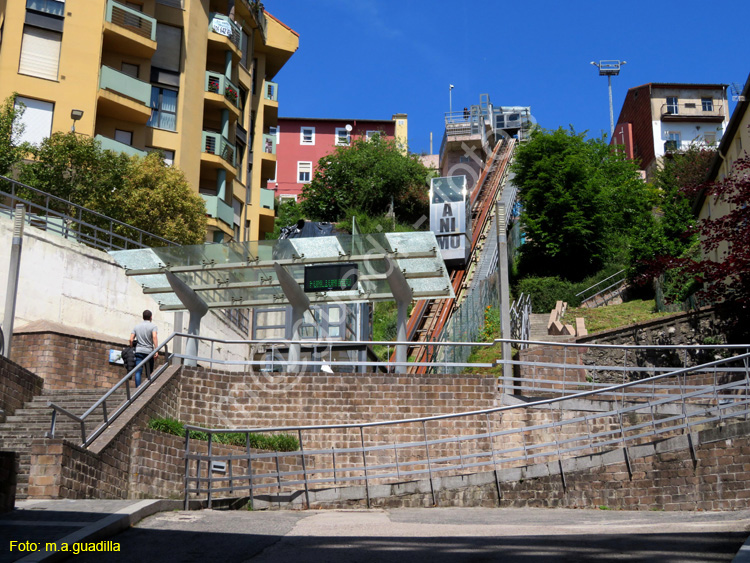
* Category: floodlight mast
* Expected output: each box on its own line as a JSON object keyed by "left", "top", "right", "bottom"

{"left": 591, "top": 60, "right": 626, "bottom": 136}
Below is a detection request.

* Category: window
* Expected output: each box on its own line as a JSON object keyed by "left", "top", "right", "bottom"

{"left": 703, "top": 132, "right": 716, "bottom": 145}
{"left": 664, "top": 131, "right": 680, "bottom": 152}
{"left": 335, "top": 127, "right": 350, "bottom": 146}
{"left": 14, "top": 96, "right": 53, "bottom": 146}
{"left": 666, "top": 96, "right": 679, "bottom": 114}
{"left": 240, "top": 30, "right": 249, "bottom": 68}
{"left": 269, "top": 125, "right": 279, "bottom": 144}
{"left": 279, "top": 194, "right": 297, "bottom": 204}
{"left": 18, "top": 25, "right": 61, "bottom": 81}
{"left": 366, "top": 130, "right": 381, "bottom": 140}
{"left": 152, "top": 23, "right": 181, "bottom": 73}
{"left": 114, "top": 129, "right": 133, "bottom": 146}
{"left": 148, "top": 147, "right": 175, "bottom": 166}
{"left": 121, "top": 62, "right": 139, "bottom": 78}
{"left": 148, "top": 87, "right": 177, "bottom": 131}
{"left": 702, "top": 97, "right": 714, "bottom": 112}
{"left": 298, "top": 161, "right": 312, "bottom": 183}
{"left": 26, "top": 0, "right": 65, "bottom": 17}
{"left": 300, "top": 126, "right": 315, "bottom": 145}
{"left": 236, "top": 140, "right": 245, "bottom": 183}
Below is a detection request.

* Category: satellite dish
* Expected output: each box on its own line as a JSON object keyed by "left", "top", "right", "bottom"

{"left": 345, "top": 124, "right": 352, "bottom": 132}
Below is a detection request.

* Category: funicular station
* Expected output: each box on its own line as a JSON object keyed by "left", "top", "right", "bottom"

{"left": 0, "top": 94, "right": 749, "bottom": 515}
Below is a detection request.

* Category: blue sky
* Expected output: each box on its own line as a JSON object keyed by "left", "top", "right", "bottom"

{"left": 267, "top": 0, "right": 749, "bottom": 155}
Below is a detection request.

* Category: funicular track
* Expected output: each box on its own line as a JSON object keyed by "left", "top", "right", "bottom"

{"left": 405, "top": 138, "right": 516, "bottom": 373}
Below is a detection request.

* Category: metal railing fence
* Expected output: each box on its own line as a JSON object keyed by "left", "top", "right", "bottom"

{"left": 576, "top": 269, "right": 626, "bottom": 307}
{"left": 47, "top": 337, "right": 174, "bottom": 447}
{"left": 0, "top": 176, "right": 177, "bottom": 251}
{"left": 509, "top": 293, "right": 531, "bottom": 346}
{"left": 183, "top": 350, "right": 750, "bottom": 508}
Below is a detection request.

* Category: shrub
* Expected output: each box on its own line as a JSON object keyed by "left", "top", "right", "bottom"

{"left": 147, "top": 418, "right": 299, "bottom": 451}
{"left": 514, "top": 276, "right": 578, "bottom": 312}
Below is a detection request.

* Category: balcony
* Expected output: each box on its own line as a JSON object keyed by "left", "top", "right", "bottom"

{"left": 205, "top": 71, "right": 241, "bottom": 116}
{"left": 201, "top": 194, "right": 234, "bottom": 227}
{"left": 95, "top": 134, "right": 147, "bottom": 158}
{"left": 202, "top": 132, "right": 237, "bottom": 176}
{"left": 208, "top": 13, "right": 242, "bottom": 55}
{"left": 103, "top": 0, "right": 157, "bottom": 59}
{"left": 97, "top": 66, "right": 152, "bottom": 123}
{"left": 661, "top": 102, "right": 725, "bottom": 123}
{"left": 262, "top": 133, "right": 276, "bottom": 156}
{"left": 263, "top": 81, "right": 279, "bottom": 103}
{"left": 260, "top": 187, "right": 275, "bottom": 212}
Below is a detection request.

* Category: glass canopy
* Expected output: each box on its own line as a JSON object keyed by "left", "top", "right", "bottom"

{"left": 109, "top": 232, "right": 454, "bottom": 311}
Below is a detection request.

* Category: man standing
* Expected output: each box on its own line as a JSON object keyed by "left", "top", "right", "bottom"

{"left": 130, "top": 309, "right": 158, "bottom": 387}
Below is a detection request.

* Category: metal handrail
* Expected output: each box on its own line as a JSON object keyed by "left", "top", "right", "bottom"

{"left": 47, "top": 336, "right": 175, "bottom": 447}
{"left": 575, "top": 269, "right": 626, "bottom": 300}
{"left": 0, "top": 176, "right": 177, "bottom": 251}
{"left": 183, "top": 351, "right": 750, "bottom": 508}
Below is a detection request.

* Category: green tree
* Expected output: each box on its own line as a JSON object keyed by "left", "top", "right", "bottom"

{"left": 513, "top": 127, "right": 653, "bottom": 281}
{"left": 300, "top": 135, "right": 429, "bottom": 225}
{"left": 0, "top": 94, "right": 28, "bottom": 177}
{"left": 629, "top": 146, "right": 714, "bottom": 291}
{"left": 19, "top": 133, "right": 206, "bottom": 245}
{"left": 115, "top": 152, "right": 207, "bottom": 245}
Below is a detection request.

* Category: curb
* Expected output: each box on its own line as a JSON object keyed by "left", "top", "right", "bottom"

{"left": 15, "top": 499, "right": 184, "bottom": 563}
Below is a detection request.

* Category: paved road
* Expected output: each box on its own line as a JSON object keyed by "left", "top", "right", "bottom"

{"left": 67, "top": 507, "right": 750, "bottom": 563}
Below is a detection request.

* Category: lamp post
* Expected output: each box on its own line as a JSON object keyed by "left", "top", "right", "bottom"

{"left": 449, "top": 84, "right": 454, "bottom": 117}
{"left": 590, "top": 60, "right": 626, "bottom": 136}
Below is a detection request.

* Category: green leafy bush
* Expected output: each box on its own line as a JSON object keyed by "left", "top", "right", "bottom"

{"left": 514, "top": 277, "right": 578, "bottom": 312}
{"left": 147, "top": 418, "right": 298, "bottom": 452}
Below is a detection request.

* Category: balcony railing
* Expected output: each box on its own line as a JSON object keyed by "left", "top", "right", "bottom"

{"left": 105, "top": 0, "right": 156, "bottom": 41}
{"left": 95, "top": 134, "right": 148, "bottom": 158}
{"left": 260, "top": 187, "right": 275, "bottom": 211}
{"left": 203, "top": 132, "right": 236, "bottom": 167}
{"left": 201, "top": 194, "right": 234, "bottom": 226}
{"left": 205, "top": 71, "right": 241, "bottom": 109}
{"left": 208, "top": 13, "right": 242, "bottom": 50}
{"left": 661, "top": 102, "right": 724, "bottom": 119}
{"left": 262, "top": 134, "right": 276, "bottom": 155}
{"left": 99, "top": 65, "right": 152, "bottom": 106}
{"left": 26, "top": 0, "right": 65, "bottom": 17}
{"left": 264, "top": 81, "right": 278, "bottom": 102}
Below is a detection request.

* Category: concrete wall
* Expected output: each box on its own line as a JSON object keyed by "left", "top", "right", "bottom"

{"left": 0, "top": 215, "right": 250, "bottom": 363}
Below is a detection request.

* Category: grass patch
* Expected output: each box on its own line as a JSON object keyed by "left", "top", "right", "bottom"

{"left": 563, "top": 299, "right": 673, "bottom": 334}
{"left": 147, "top": 417, "right": 299, "bottom": 451}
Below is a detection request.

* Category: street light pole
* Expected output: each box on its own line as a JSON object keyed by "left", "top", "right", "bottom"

{"left": 449, "top": 84, "right": 454, "bottom": 117}
{"left": 590, "top": 60, "right": 626, "bottom": 136}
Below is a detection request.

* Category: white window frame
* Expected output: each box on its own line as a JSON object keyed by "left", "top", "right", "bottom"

{"left": 701, "top": 97, "right": 714, "bottom": 112}
{"left": 297, "top": 161, "right": 312, "bottom": 184}
{"left": 300, "top": 126, "right": 315, "bottom": 145}
{"left": 335, "top": 127, "right": 350, "bottom": 146}
{"left": 366, "top": 130, "right": 382, "bottom": 140}
{"left": 269, "top": 125, "right": 279, "bottom": 145}
{"left": 14, "top": 96, "right": 54, "bottom": 146}
{"left": 666, "top": 96, "right": 679, "bottom": 115}
{"left": 279, "top": 194, "right": 297, "bottom": 204}
{"left": 114, "top": 129, "right": 133, "bottom": 146}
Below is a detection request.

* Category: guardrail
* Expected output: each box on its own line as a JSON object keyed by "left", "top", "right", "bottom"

{"left": 0, "top": 176, "right": 177, "bottom": 251}
{"left": 509, "top": 293, "right": 531, "bottom": 346}
{"left": 183, "top": 349, "right": 750, "bottom": 508}
{"left": 576, "top": 269, "right": 627, "bottom": 307}
{"left": 47, "top": 337, "right": 174, "bottom": 447}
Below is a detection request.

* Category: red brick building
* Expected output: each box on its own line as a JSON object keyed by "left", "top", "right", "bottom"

{"left": 268, "top": 114, "right": 408, "bottom": 200}
{"left": 611, "top": 83, "right": 729, "bottom": 179}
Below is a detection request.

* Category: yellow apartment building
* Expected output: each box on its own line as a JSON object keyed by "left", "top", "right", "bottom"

{"left": 0, "top": 0, "right": 298, "bottom": 242}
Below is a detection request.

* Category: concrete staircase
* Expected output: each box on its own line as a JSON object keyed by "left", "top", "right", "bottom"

{"left": 0, "top": 388, "right": 125, "bottom": 499}
{"left": 528, "top": 313, "right": 575, "bottom": 345}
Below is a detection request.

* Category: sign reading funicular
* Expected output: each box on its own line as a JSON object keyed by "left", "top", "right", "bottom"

{"left": 303, "top": 263, "right": 359, "bottom": 293}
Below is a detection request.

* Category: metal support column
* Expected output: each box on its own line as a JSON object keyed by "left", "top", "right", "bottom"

{"left": 166, "top": 271, "right": 208, "bottom": 367}
{"left": 3, "top": 205, "right": 25, "bottom": 358}
{"left": 384, "top": 255, "right": 412, "bottom": 374}
{"left": 496, "top": 202, "right": 512, "bottom": 390}
{"left": 274, "top": 262, "right": 310, "bottom": 373}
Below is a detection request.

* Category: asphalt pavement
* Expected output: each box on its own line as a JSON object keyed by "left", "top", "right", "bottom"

{"left": 5, "top": 503, "right": 749, "bottom": 563}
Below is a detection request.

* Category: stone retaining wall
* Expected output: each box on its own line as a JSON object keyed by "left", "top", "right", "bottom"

{"left": 0, "top": 355, "right": 44, "bottom": 420}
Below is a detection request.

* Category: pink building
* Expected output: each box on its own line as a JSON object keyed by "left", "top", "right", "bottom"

{"left": 268, "top": 114, "right": 408, "bottom": 200}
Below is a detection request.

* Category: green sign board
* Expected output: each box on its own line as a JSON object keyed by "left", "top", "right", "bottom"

{"left": 303, "top": 263, "right": 359, "bottom": 293}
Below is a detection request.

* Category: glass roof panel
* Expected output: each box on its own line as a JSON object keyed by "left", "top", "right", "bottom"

{"left": 109, "top": 232, "right": 453, "bottom": 311}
